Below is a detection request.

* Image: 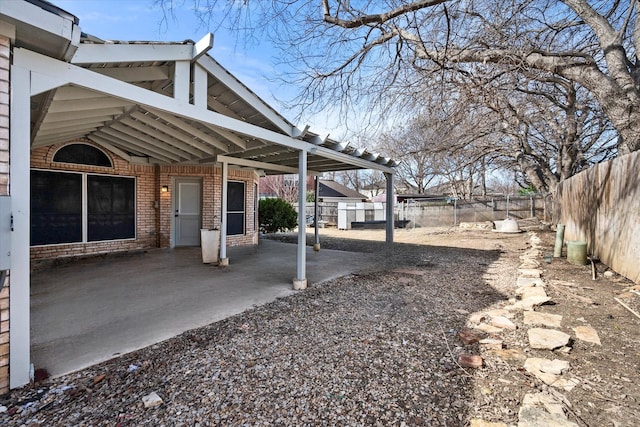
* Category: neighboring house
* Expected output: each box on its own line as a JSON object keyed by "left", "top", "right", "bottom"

{"left": 316, "top": 179, "right": 367, "bottom": 203}
{"left": 0, "top": 0, "right": 397, "bottom": 391}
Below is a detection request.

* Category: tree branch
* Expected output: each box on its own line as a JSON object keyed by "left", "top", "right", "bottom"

{"left": 323, "top": 0, "right": 451, "bottom": 29}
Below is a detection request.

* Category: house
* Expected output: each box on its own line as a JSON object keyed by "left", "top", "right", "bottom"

{"left": 0, "top": 0, "right": 397, "bottom": 391}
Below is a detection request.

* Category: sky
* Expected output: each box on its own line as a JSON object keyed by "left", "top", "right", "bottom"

{"left": 52, "top": 0, "right": 340, "bottom": 136}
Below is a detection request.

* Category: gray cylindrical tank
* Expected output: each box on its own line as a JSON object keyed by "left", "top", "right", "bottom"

{"left": 567, "top": 241, "right": 588, "bottom": 265}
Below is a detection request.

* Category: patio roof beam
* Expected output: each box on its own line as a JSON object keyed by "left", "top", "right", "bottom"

{"left": 217, "top": 155, "right": 320, "bottom": 175}
{"left": 47, "top": 96, "right": 133, "bottom": 114}
{"left": 43, "top": 107, "right": 125, "bottom": 122}
{"left": 32, "top": 127, "right": 102, "bottom": 147}
{"left": 92, "top": 65, "right": 170, "bottom": 83}
{"left": 96, "top": 127, "right": 184, "bottom": 162}
{"left": 71, "top": 43, "right": 195, "bottom": 64}
{"left": 148, "top": 108, "right": 230, "bottom": 153}
{"left": 39, "top": 116, "right": 115, "bottom": 131}
{"left": 91, "top": 133, "right": 173, "bottom": 163}
{"left": 198, "top": 54, "right": 294, "bottom": 136}
{"left": 118, "top": 118, "right": 209, "bottom": 158}
{"left": 108, "top": 122, "right": 196, "bottom": 160}
{"left": 199, "top": 122, "right": 247, "bottom": 150}
{"left": 87, "top": 135, "right": 132, "bottom": 162}
{"left": 129, "top": 111, "right": 218, "bottom": 155}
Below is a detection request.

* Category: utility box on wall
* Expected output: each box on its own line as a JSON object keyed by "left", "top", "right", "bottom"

{"left": 0, "top": 196, "right": 11, "bottom": 270}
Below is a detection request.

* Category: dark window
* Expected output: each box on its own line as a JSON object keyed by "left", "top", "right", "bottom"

{"left": 87, "top": 175, "right": 135, "bottom": 241}
{"left": 30, "top": 170, "right": 136, "bottom": 245}
{"left": 54, "top": 144, "right": 112, "bottom": 167}
{"left": 227, "top": 181, "right": 245, "bottom": 235}
{"left": 31, "top": 170, "right": 83, "bottom": 245}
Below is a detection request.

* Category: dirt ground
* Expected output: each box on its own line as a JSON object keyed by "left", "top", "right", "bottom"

{"left": 275, "top": 225, "right": 640, "bottom": 426}
{"left": 2, "top": 224, "right": 639, "bottom": 426}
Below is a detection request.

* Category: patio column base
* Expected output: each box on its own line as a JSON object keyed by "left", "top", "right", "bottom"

{"left": 292, "top": 278, "right": 307, "bottom": 290}
{"left": 313, "top": 243, "right": 320, "bottom": 252}
{"left": 219, "top": 258, "right": 229, "bottom": 266}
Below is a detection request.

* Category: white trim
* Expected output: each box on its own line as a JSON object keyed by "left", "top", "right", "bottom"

{"left": 71, "top": 43, "right": 194, "bottom": 64}
{"left": 217, "top": 154, "right": 320, "bottom": 175}
{"left": 9, "top": 65, "right": 31, "bottom": 388}
{"left": 197, "top": 55, "right": 295, "bottom": 136}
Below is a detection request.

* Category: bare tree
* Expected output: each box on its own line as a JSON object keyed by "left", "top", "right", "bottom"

{"left": 162, "top": 0, "right": 640, "bottom": 154}
{"left": 259, "top": 175, "right": 299, "bottom": 203}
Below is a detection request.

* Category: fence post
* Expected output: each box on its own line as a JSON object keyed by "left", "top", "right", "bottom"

{"left": 454, "top": 198, "right": 458, "bottom": 226}
{"left": 530, "top": 195, "right": 534, "bottom": 218}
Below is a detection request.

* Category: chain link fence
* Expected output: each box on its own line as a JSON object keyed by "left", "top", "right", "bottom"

{"left": 296, "top": 195, "right": 553, "bottom": 228}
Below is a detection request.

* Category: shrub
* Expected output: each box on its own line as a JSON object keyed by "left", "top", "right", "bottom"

{"left": 259, "top": 198, "right": 298, "bottom": 233}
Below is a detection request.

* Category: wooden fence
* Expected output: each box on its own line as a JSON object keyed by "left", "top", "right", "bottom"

{"left": 556, "top": 151, "right": 640, "bottom": 283}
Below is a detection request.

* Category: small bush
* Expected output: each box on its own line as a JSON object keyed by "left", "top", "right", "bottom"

{"left": 259, "top": 198, "right": 298, "bottom": 233}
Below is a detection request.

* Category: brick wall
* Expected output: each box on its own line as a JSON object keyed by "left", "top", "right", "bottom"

{"left": 159, "top": 165, "right": 259, "bottom": 248}
{"left": 30, "top": 140, "right": 157, "bottom": 260}
{"left": 0, "top": 33, "right": 10, "bottom": 394}
{"left": 30, "top": 142, "right": 259, "bottom": 260}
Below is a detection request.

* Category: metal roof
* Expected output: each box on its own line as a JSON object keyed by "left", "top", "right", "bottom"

{"left": 29, "top": 34, "right": 397, "bottom": 174}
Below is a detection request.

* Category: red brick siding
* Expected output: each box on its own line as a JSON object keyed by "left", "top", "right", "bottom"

{"left": 0, "top": 34, "right": 9, "bottom": 394}
{"left": 30, "top": 140, "right": 158, "bottom": 260}
{"left": 31, "top": 141, "right": 259, "bottom": 259}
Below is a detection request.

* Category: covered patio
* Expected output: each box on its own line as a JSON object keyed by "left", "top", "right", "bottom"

{"left": 31, "top": 238, "right": 379, "bottom": 377}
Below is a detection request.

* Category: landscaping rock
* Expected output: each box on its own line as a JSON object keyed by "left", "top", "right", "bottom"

{"left": 523, "top": 311, "right": 563, "bottom": 328}
{"left": 516, "top": 277, "right": 545, "bottom": 288}
{"left": 459, "top": 328, "right": 485, "bottom": 345}
{"left": 458, "top": 354, "right": 483, "bottom": 368}
{"left": 518, "top": 268, "right": 543, "bottom": 278}
{"left": 142, "top": 392, "right": 163, "bottom": 408}
{"left": 491, "top": 316, "right": 517, "bottom": 330}
{"left": 572, "top": 326, "right": 601, "bottom": 345}
{"left": 528, "top": 328, "right": 571, "bottom": 350}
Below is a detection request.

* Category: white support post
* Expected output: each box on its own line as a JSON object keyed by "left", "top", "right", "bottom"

{"left": 385, "top": 172, "right": 394, "bottom": 244}
{"left": 313, "top": 176, "right": 320, "bottom": 251}
{"left": 219, "top": 161, "right": 229, "bottom": 266}
{"left": 193, "top": 63, "right": 208, "bottom": 108}
{"left": 293, "top": 150, "right": 307, "bottom": 290}
{"left": 173, "top": 60, "right": 190, "bottom": 103}
{"left": 9, "top": 66, "right": 32, "bottom": 388}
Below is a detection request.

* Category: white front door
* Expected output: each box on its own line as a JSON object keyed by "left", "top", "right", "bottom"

{"left": 174, "top": 178, "right": 202, "bottom": 246}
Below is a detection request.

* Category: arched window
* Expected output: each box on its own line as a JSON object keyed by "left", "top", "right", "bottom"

{"left": 53, "top": 144, "right": 112, "bottom": 167}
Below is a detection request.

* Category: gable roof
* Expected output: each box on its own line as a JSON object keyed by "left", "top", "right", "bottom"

{"left": 318, "top": 180, "right": 367, "bottom": 200}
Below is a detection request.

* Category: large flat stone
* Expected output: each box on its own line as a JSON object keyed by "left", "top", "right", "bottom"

{"left": 491, "top": 316, "right": 517, "bottom": 330}
{"left": 528, "top": 328, "right": 571, "bottom": 350}
{"left": 523, "top": 311, "right": 563, "bottom": 328}
{"left": 516, "top": 277, "right": 545, "bottom": 288}
{"left": 518, "top": 268, "right": 543, "bottom": 278}
{"left": 524, "top": 357, "right": 570, "bottom": 376}
{"left": 518, "top": 405, "right": 578, "bottom": 427}
{"left": 518, "top": 287, "right": 548, "bottom": 299}
{"left": 506, "top": 296, "right": 552, "bottom": 311}
{"left": 572, "top": 326, "right": 601, "bottom": 345}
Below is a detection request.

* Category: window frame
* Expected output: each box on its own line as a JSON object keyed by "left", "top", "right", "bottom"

{"left": 227, "top": 180, "right": 245, "bottom": 236}
{"left": 52, "top": 143, "right": 113, "bottom": 168}
{"left": 30, "top": 168, "right": 137, "bottom": 247}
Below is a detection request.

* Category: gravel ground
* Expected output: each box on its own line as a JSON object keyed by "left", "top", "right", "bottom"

{"left": 2, "top": 225, "right": 637, "bottom": 426}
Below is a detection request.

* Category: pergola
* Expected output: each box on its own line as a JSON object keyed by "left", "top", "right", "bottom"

{"left": 4, "top": 0, "right": 396, "bottom": 388}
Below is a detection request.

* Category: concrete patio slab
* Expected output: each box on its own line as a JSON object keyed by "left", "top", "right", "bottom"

{"left": 30, "top": 239, "right": 377, "bottom": 377}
